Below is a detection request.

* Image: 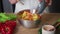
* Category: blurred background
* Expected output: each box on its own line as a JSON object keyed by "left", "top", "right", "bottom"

{"left": 0, "top": 0, "right": 13, "bottom": 13}
{"left": 0, "top": 0, "right": 60, "bottom": 13}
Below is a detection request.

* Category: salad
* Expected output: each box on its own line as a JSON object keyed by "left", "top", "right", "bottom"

{"left": 18, "top": 11, "right": 41, "bottom": 21}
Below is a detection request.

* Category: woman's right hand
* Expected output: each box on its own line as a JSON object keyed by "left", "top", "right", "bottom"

{"left": 9, "top": 0, "right": 19, "bottom": 4}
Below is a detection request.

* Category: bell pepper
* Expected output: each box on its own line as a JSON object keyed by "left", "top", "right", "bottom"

{"left": 0, "top": 20, "right": 16, "bottom": 34}
{"left": 5, "top": 20, "right": 16, "bottom": 28}
{"left": 0, "top": 23, "right": 6, "bottom": 34}
{"left": 4, "top": 25, "right": 13, "bottom": 34}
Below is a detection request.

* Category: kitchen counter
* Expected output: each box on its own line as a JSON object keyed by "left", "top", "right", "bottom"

{"left": 15, "top": 13, "right": 60, "bottom": 34}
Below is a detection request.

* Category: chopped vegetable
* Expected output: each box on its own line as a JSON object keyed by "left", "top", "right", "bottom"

{"left": 19, "top": 11, "right": 41, "bottom": 21}
{"left": 0, "top": 13, "right": 16, "bottom": 22}
{"left": 6, "top": 14, "right": 17, "bottom": 20}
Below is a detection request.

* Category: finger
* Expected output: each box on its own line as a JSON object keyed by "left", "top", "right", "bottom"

{"left": 38, "top": 0, "right": 42, "bottom": 2}
{"left": 17, "top": 0, "right": 20, "bottom": 1}
{"left": 45, "top": 0, "right": 50, "bottom": 3}
{"left": 20, "top": 1, "right": 24, "bottom": 5}
{"left": 48, "top": 0, "right": 52, "bottom": 5}
{"left": 45, "top": 0, "right": 52, "bottom": 6}
{"left": 16, "top": 0, "right": 24, "bottom": 5}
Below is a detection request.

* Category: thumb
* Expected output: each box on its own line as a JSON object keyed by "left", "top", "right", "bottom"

{"left": 48, "top": 0, "right": 52, "bottom": 6}
{"left": 45, "top": 0, "right": 52, "bottom": 6}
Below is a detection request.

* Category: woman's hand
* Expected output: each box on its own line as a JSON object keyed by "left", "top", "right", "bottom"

{"left": 9, "top": 0, "right": 19, "bottom": 4}
{"left": 38, "top": 0, "right": 52, "bottom": 6}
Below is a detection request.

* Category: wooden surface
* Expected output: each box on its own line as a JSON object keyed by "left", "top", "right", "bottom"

{"left": 14, "top": 13, "right": 60, "bottom": 34}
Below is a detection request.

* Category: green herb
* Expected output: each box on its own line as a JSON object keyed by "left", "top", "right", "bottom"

{"left": 38, "top": 28, "right": 42, "bottom": 34}
{"left": 57, "top": 19, "right": 60, "bottom": 22}
{"left": 0, "top": 13, "right": 17, "bottom": 22}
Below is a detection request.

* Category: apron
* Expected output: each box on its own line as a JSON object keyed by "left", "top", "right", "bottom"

{"left": 14, "top": 0, "right": 40, "bottom": 14}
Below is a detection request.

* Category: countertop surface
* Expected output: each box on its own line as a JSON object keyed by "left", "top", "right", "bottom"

{"left": 14, "top": 13, "right": 60, "bottom": 34}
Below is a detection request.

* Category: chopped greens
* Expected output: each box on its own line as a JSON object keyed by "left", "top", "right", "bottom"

{"left": 0, "top": 13, "right": 16, "bottom": 22}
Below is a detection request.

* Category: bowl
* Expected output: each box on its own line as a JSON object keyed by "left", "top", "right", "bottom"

{"left": 17, "top": 10, "right": 41, "bottom": 28}
{"left": 19, "top": 19, "right": 41, "bottom": 28}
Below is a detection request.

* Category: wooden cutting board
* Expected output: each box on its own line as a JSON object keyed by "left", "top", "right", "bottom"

{"left": 14, "top": 13, "right": 60, "bottom": 34}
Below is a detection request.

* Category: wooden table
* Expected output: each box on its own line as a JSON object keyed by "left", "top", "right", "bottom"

{"left": 15, "top": 13, "right": 60, "bottom": 34}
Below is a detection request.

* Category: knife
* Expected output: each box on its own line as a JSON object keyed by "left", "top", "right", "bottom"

{"left": 36, "top": 0, "right": 46, "bottom": 14}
